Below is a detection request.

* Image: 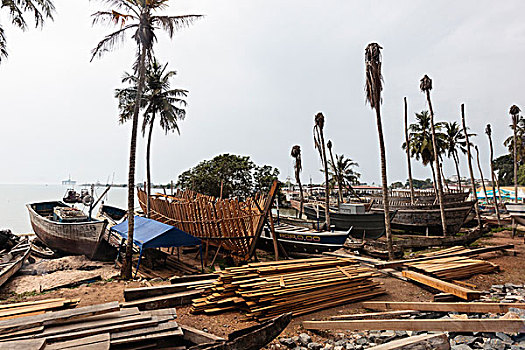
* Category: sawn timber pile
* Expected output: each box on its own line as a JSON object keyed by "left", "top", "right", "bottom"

{"left": 404, "top": 256, "right": 499, "bottom": 280}
{"left": 190, "top": 257, "right": 384, "bottom": 321}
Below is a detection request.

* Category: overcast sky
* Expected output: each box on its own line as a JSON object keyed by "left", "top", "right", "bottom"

{"left": 0, "top": 0, "right": 523, "bottom": 186}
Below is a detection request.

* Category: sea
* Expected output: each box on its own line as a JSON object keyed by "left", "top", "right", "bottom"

{"left": 0, "top": 184, "right": 135, "bottom": 234}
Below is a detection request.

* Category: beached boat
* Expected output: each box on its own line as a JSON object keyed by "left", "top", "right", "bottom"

{"left": 302, "top": 203, "right": 395, "bottom": 239}
{"left": 258, "top": 223, "right": 352, "bottom": 254}
{"left": 0, "top": 240, "right": 30, "bottom": 288}
{"left": 95, "top": 204, "right": 127, "bottom": 249}
{"left": 371, "top": 201, "right": 475, "bottom": 235}
{"left": 372, "top": 190, "right": 470, "bottom": 205}
{"left": 504, "top": 203, "right": 525, "bottom": 225}
{"left": 26, "top": 201, "right": 108, "bottom": 259}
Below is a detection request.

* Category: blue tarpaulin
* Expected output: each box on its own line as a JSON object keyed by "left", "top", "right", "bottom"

{"left": 110, "top": 216, "right": 202, "bottom": 276}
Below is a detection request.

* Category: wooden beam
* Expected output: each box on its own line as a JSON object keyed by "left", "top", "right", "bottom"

{"left": 121, "top": 290, "right": 203, "bottom": 310}
{"left": 361, "top": 301, "right": 525, "bottom": 314}
{"left": 180, "top": 324, "right": 225, "bottom": 344}
{"left": 402, "top": 270, "right": 481, "bottom": 301}
{"left": 330, "top": 310, "right": 419, "bottom": 320}
{"left": 248, "top": 180, "right": 279, "bottom": 258}
{"left": 303, "top": 319, "right": 525, "bottom": 333}
{"left": 367, "top": 333, "right": 449, "bottom": 350}
{"left": 124, "top": 280, "right": 214, "bottom": 301}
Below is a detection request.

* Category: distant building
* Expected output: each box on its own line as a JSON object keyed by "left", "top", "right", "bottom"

{"left": 62, "top": 175, "right": 76, "bottom": 186}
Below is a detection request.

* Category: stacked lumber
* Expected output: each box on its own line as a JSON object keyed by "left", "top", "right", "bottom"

{"left": 191, "top": 257, "right": 384, "bottom": 321}
{"left": 0, "top": 301, "right": 183, "bottom": 349}
{"left": 0, "top": 298, "right": 79, "bottom": 321}
{"left": 420, "top": 246, "right": 470, "bottom": 257}
{"left": 405, "top": 256, "right": 498, "bottom": 280}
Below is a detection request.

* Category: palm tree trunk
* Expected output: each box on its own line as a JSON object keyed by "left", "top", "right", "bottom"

{"left": 319, "top": 132, "right": 331, "bottom": 228}
{"left": 425, "top": 90, "right": 447, "bottom": 236}
{"left": 122, "top": 46, "right": 147, "bottom": 280}
{"left": 484, "top": 137, "right": 501, "bottom": 225}
{"left": 375, "top": 107, "right": 393, "bottom": 260}
{"left": 461, "top": 104, "right": 482, "bottom": 229}
{"left": 297, "top": 176, "right": 304, "bottom": 218}
{"left": 453, "top": 151, "right": 462, "bottom": 191}
{"left": 404, "top": 97, "right": 415, "bottom": 204}
{"left": 474, "top": 146, "right": 489, "bottom": 205}
{"left": 440, "top": 163, "right": 450, "bottom": 192}
{"left": 430, "top": 161, "right": 437, "bottom": 195}
{"left": 513, "top": 116, "right": 518, "bottom": 238}
{"left": 146, "top": 113, "right": 156, "bottom": 219}
{"left": 328, "top": 148, "right": 344, "bottom": 206}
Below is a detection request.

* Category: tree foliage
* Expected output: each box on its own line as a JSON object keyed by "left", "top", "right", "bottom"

{"left": 405, "top": 178, "right": 434, "bottom": 189}
{"left": 402, "top": 110, "right": 446, "bottom": 166}
{"left": 176, "top": 154, "right": 280, "bottom": 200}
{"left": 493, "top": 154, "right": 513, "bottom": 186}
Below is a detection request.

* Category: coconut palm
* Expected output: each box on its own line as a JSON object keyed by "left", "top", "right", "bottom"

{"left": 484, "top": 125, "right": 501, "bottom": 225}
{"left": 313, "top": 112, "right": 330, "bottom": 227}
{"left": 403, "top": 97, "right": 415, "bottom": 203}
{"left": 365, "top": 43, "right": 393, "bottom": 259}
{"left": 510, "top": 105, "right": 522, "bottom": 207}
{"left": 327, "top": 140, "right": 343, "bottom": 205}
{"left": 116, "top": 59, "right": 188, "bottom": 218}
{"left": 290, "top": 145, "right": 304, "bottom": 217}
{"left": 443, "top": 121, "right": 473, "bottom": 191}
{"left": 91, "top": 0, "right": 201, "bottom": 279}
{"left": 328, "top": 154, "right": 360, "bottom": 188}
{"left": 402, "top": 110, "right": 446, "bottom": 188}
{"left": 420, "top": 75, "right": 447, "bottom": 236}
{"left": 0, "top": 0, "right": 55, "bottom": 63}
{"left": 503, "top": 116, "right": 525, "bottom": 162}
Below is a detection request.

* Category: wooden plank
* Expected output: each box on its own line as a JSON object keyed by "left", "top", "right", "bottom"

{"left": 110, "top": 321, "right": 182, "bottom": 344}
{"left": 180, "top": 324, "right": 225, "bottom": 344}
{"left": 122, "top": 290, "right": 203, "bottom": 310}
{"left": 402, "top": 270, "right": 481, "bottom": 301}
{"left": 330, "top": 310, "right": 419, "bottom": 320}
{"left": 0, "top": 301, "right": 66, "bottom": 319}
{"left": 0, "top": 302, "right": 120, "bottom": 333}
{"left": 111, "top": 327, "right": 183, "bottom": 346}
{"left": 0, "top": 298, "right": 66, "bottom": 311}
{"left": 124, "top": 280, "right": 214, "bottom": 301}
{"left": 303, "top": 319, "right": 525, "bottom": 333}
{"left": 367, "top": 333, "right": 450, "bottom": 350}
{"left": 361, "top": 301, "right": 525, "bottom": 313}
{"left": 0, "top": 339, "right": 46, "bottom": 350}
{"left": 45, "top": 333, "right": 110, "bottom": 350}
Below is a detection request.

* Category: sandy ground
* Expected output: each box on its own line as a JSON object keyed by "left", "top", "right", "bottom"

{"left": 0, "top": 230, "right": 522, "bottom": 345}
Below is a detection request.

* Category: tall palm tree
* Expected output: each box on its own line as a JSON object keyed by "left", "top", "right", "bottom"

{"left": 484, "top": 125, "right": 501, "bottom": 225}
{"left": 443, "top": 121, "right": 471, "bottom": 191}
{"left": 313, "top": 112, "right": 330, "bottom": 228}
{"left": 403, "top": 97, "right": 415, "bottom": 203}
{"left": 365, "top": 43, "right": 393, "bottom": 259}
{"left": 509, "top": 105, "right": 522, "bottom": 206}
{"left": 290, "top": 145, "right": 304, "bottom": 217}
{"left": 420, "top": 75, "right": 447, "bottom": 236}
{"left": 91, "top": 0, "right": 201, "bottom": 279}
{"left": 328, "top": 154, "right": 360, "bottom": 187}
{"left": 116, "top": 59, "right": 188, "bottom": 218}
{"left": 461, "top": 104, "right": 482, "bottom": 228}
{"left": 327, "top": 140, "right": 343, "bottom": 205}
{"left": 474, "top": 145, "right": 489, "bottom": 203}
{"left": 0, "top": 0, "right": 55, "bottom": 63}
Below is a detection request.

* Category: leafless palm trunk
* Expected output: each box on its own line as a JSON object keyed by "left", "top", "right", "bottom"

{"left": 122, "top": 46, "right": 147, "bottom": 280}
{"left": 440, "top": 163, "right": 450, "bottom": 192}
{"left": 320, "top": 132, "right": 331, "bottom": 228}
{"left": 404, "top": 97, "right": 415, "bottom": 204}
{"left": 146, "top": 113, "right": 156, "bottom": 218}
{"left": 513, "top": 115, "right": 518, "bottom": 238}
{"left": 327, "top": 142, "right": 344, "bottom": 206}
{"left": 452, "top": 151, "right": 462, "bottom": 191}
{"left": 474, "top": 146, "right": 489, "bottom": 209}
{"left": 423, "top": 85, "right": 447, "bottom": 235}
{"left": 461, "top": 104, "right": 482, "bottom": 229}
{"left": 484, "top": 129, "right": 501, "bottom": 225}
{"left": 430, "top": 161, "right": 437, "bottom": 195}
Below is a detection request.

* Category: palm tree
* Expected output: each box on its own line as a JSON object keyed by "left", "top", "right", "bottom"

{"left": 365, "top": 43, "right": 393, "bottom": 259}
{"left": 328, "top": 154, "right": 360, "bottom": 188}
{"left": 474, "top": 145, "right": 489, "bottom": 203}
{"left": 420, "top": 75, "right": 447, "bottom": 236}
{"left": 509, "top": 105, "right": 522, "bottom": 207}
{"left": 313, "top": 112, "right": 330, "bottom": 228}
{"left": 91, "top": 0, "right": 201, "bottom": 279}
{"left": 327, "top": 140, "right": 343, "bottom": 205}
{"left": 403, "top": 97, "right": 415, "bottom": 203}
{"left": 402, "top": 110, "right": 446, "bottom": 189}
{"left": 290, "top": 145, "right": 304, "bottom": 217}
{"left": 116, "top": 59, "right": 188, "bottom": 218}
{"left": 0, "top": 0, "right": 55, "bottom": 63}
{"left": 443, "top": 121, "right": 471, "bottom": 191}
{"left": 484, "top": 125, "right": 501, "bottom": 225}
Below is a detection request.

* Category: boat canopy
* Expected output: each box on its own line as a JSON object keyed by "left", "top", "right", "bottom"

{"left": 110, "top": 216, "right": 202, "bottom": 276}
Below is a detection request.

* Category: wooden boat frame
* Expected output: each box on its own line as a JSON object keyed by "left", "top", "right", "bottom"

{"left": 0, "top": 240, "right": 30, "bottom": 288}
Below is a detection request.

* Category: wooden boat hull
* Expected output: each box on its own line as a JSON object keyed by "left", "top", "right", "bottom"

{"left": 371, "top": 201, "right": 474, "bottom": 235}
{"left": 27, "top": 202, "right": 107, "bottom": 259}
{"left": 258, "top": 224, "right": 352, "bottom": 254}
{"left": 0, "top": 241, "right": 30, "bottom": 288}
{"left": 503, "top": 203, "right": 525, "bottom": 226}
{"left": 373, "top": 191, "right": 470, "bottom": 205}
{"left": 303, "top": 205, "right": 393, "bottom": 239}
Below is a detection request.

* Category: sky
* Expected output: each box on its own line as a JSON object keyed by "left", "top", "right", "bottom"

{"left": 0, "top": 0, "right": 524, "bottom": 186}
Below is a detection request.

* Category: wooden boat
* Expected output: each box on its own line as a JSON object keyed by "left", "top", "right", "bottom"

{"left": 26, "top": 201, "right": 108, "bottom": 259}
{"left": 189, "top": 312, "right": 292, "bottom": 350}
{"left": 29, "top": 239, "right": 58, "bottom": 259}
{"left": 372, "top": 190, "right": 470, "bottom": 205}
{"left": 302, "top": 203, "right": 395, "bottom": 239}
{"left": 371, "top": 201, "right": 475, "bottom": 235}
{"left": 137, "top": 181, "right": 279, "bottom": 262}
{"left": 96, "top": 204, "right": 127, "bottom": 247}
{"left": 0, "top": 240, "right": 30, "bottom": 288}
{"left": 504, "top": 203, "right": 525, "bottom": 225}
{"left": 258, "top": 223, "right": 352, "bottom": 254}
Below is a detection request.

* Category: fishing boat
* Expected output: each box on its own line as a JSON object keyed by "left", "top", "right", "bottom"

{"left": 371, "top": 201, "right": 475, "bottom": 235}
{"left": 258, "top": 223, "right": 352, "bottom": 254}
{"left": 26, "top": 201, "right": 108, "bottom": 259}
{"left": 0, "top": 239, "right": 31, "bottom": 288}
{"left": 96, "top": 204, "right": 127, "bottom": 248}
{"left": 504, "top": 203, "right": 525, "bottom": 225}
{"left": 302, "top": 203, "right": 395, "bottom": 239}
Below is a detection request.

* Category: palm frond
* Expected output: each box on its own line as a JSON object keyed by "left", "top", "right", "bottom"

{"left": 152, "top": 15, "right": 203, "bottom": 38}
{"left": 364, "top": 43, "right": 382, "bottom": 109}
{"left": 0, "top": 25, "right": 7, "bottom": 62}
{"left": 90, "top": 24, "right": 138, "bottom": 61}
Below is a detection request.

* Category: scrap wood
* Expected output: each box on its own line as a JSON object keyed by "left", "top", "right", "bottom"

{"left": 367, "top": 333, "right": 450, "bottom": 350}
{"left": 405, "top": 256, "right": 498, "bottom": 280}
{"left": 122, "top": 289, "right": 204, "bottom": 310}
{"left": 361, "top": 301, "right": 525, "bottom": 313}
{"left": 402, "top": 270, "right": 481, "bottom": 301}
{"left": 303, "top": 319, "right": 525, "bottom": 333}
{"left": 124, "top": 279, "right": 215, "bottom": 301}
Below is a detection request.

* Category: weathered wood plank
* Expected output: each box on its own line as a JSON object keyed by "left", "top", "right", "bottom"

{"left": 401, "top": 270, "right": 481, "bottom": 300}
{"left": 367, "top": 333, "right": 450, "bottom": 350}
{"left": 180, "top": 324, "right": 225, "bottom": 344}
{"left": 330, "top": 310, "right": 419, "bottom": 320}
{"left": 110, "top": 321, "right": 182, "bottom": 344}
{"left": 303, "top": 319, "right": 525, "bottom": 333}
{"left": 45, "top": 333, "right": 110, "bottom": 350}
{"left": 0, "top": 338, "right": 46, "bottom": 350}
{"left": 122, "top": 290, "right": 203, "bottom": 310}
{"left": 124, "top": 280, "right": 214, "bottom": 301}
{"left": 361, "top": 301, "right": 525, "bottom": 313}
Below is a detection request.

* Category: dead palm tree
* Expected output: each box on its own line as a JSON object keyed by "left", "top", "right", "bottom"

{"left": 420, "top": 75, "right": 447, "bottom": 235}
{"left": 484, "top": 125, "right": 502, "bottom": 225}
{"left": 91, "top": 0, "right": 201, "bottom": 279}
{"left": 327, "top": 140, "right": 344, "bottom": 205}
{"left": 313, "top": 112, "right": 330, "bottom": 228}
{"left": 291, "top": 145, "right": 304, "bottom": 217}
{"left": 510, "top": 105, "right": 521, "bottom": 205}
{"left": 474, "top": 145, "right": 489, "bottom": 204}
{"left": 403, "top": 97, "right": 415, "bottom": 203}
{"left": 365, "top": 43, "right": 393, "bottom": 259}
{"left": 0, "top": 0, "right": 55, "bottom": 63}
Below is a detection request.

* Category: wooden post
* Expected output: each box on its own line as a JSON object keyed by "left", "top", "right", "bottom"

{"left": 247, "top": 180, "right": 279, "bottom": 258}
{"left": 268, "top": 215, "right": 279, "bottom": 261}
